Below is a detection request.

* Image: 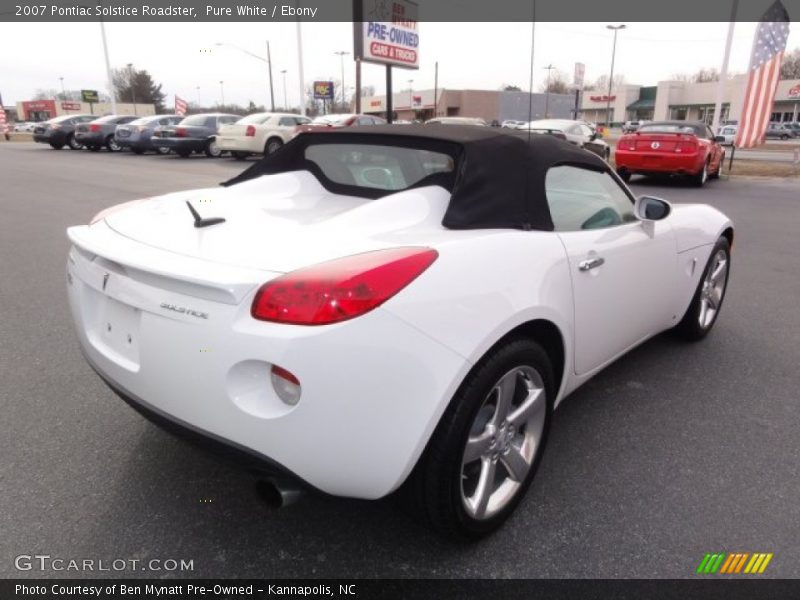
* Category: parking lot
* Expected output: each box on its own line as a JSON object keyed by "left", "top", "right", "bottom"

{"left": 1, "top": 141, "right": 799, "bottom": 578}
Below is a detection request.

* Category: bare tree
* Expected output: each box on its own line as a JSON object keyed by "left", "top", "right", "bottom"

{"left": 781, "top": 47, "right": 800, "bottom": 80}
{"left": 583, "top": 74, "right": 625, "bottom": 92}
{"left": 540, "top": 69, "right": 570, "bottom": 94}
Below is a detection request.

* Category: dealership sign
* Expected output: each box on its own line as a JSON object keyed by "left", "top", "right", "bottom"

{"left": 313, "top": 81, "right": 335, "bottom": 100}
{"left": 589, "top": 95, "right": 616, "bottom": 102}
{"left": 354, "top": 0, "right": 419, "bottom": 69}
{"left": 789, "top": 84, "right": 800, "bottom": 98}
{"left": 81, "top": 89, "right": 99, "bottom": 103}
{"left": 61, "top": 102, "right": 81, "bottom": 111}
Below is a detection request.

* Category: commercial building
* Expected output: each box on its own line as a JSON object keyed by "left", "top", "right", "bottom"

{"left": 15, "top": 99, "right": 156, "bottom": 122}
{"left": 360, "top": 88, "right": 578, "bottom": 123}
{"left": 579, "top": 75, "right": 800, "bottom": 126}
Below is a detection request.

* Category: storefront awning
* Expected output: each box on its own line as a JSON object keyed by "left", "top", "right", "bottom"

{"left": 627, "top": 98, "right": 655, "bottom": 110}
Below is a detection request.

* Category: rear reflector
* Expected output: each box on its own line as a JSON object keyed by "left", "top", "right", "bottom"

{"left": 251, "top": 247, "right": 439, "bottom": 325}
{"left": 175, "top": 127, "right": 187, "bottom": 137}
{"left": 89, "top": 124, "right": 101, "bottom": 132}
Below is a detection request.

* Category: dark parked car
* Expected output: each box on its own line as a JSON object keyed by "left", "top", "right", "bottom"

{"left": 32, "top": 114, "right": 95, "bottom": 150}
{"left": 152, "top": 113, "right": 239, "bottom": 157}
{"left": 114, "top": 115, "right": 184, "bottom": 154}
{"left": 75, "top": 115, "right": 139, "bottom": 152}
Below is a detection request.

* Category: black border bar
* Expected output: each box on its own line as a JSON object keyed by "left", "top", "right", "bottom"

{"left": 2, "top": 0, "right": 800, "bottom": 22}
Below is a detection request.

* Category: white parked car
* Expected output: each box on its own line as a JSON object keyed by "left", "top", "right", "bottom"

{"left": 216, "top": 112, "right": 311, "bottom": 159}
{"left": 517, "top": 119, "right": 611, "bottom": 160}
{"left": 14, "top": 122, "right": 37, "bottom": 132}
{"left": 427, "top": 116, "right": 489, "bottom": 126}
{"left": 716, "top": 124, "right": 737, "bottom": 146}
{"left": 66, "top": 126, "right": 733, "bottom": 539}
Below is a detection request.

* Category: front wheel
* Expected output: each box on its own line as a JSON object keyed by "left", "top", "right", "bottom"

{"left": 156, "top": 146, "right": 171, "bottom": 155}
{"left": 616, "top": 169, "right": 631, "bottom": 183}
{"left": 265, "top": 137, "right": 283, "bottom": 154}
{"left": 780, "top": 134, "right": 789, "bottom": 140}
{"left": 205, "top": 139, "right": 222, "bottom": 158}
{"left": 674, "top": 237, "right": 731, "bottom": 341}
{"left": 106, "top": 136, "right": 122, "bottom": 152}
{"left": 67, "top": 133, "right": 82, "bottom": 150}
{"left": 49, "top": 143, "right": 64, "bottom": 150}
{"left": 403, "top": 338, "right": 553, "bottom": 539}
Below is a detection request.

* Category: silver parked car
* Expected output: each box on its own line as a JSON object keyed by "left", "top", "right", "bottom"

{"left": 516, "top": 119, "right": 611, "bottom": 160}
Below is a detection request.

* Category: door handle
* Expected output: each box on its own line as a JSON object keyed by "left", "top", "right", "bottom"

{"left": 578, "top": 257, "right": 605, "bottom": 271}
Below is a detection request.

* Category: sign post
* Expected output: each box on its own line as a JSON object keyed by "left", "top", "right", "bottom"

{"left": 81, "top": 89, "right": 99, "bottom": 115}
{"left": 313, "top": 81, "right": 335, "bottom": 115}
{"left": 353, "top": 0, "right": 419, "bottom": 123}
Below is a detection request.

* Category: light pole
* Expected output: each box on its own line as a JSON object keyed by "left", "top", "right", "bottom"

{"left": 333, "top": 50, "right": 349, "bottom": 112}
{"left": 196, "top": 86, "right": 201, "bottom": 107}
{"left": 59, "top": 77, "right": 65, "bottom": 100}
{"left": 408, "top": 79, "right": 414, "bottom": 116}
{"left": 127, "top": 63, "right": 137, "bottom": 115}
{"left": 216, "top": 41, "right": 275, "bottom": 111}
{"left": 605, "top": 24, "right": 626, "bottom": 131}
{"left": 543, "top": 64, "right": 554, "bottom": 118}
{"left": 219, "top": 80, "right": 225, "bottom": 108}
{"left": 281, "top": 70, "right": 288, "bottom": 110}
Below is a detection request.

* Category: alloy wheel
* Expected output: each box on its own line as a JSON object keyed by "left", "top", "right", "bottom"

{"left": 699, "top": 249, "right": 728, "bottom": 329}
{"left": 460, "top": 365, "right": 546, "bottom": 520}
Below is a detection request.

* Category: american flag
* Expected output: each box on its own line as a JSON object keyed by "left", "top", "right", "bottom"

{"left": 735, "top": 1, "right": 790, "bottom": 148}
{"left": 175, "top": 95, "right": 188, "bottom": 116}
{"left": 0, "top": 105, "right": 8, "bottom": 135}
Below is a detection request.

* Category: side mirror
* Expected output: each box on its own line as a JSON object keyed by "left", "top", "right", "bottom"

{"left": 635, "top": 195, "right": 671, "bottom": 221}
{"left": 590, "top": 131, "right": 598, "bottom": 141}
{"left": 714, "top": 135, "right": 726, "bottom": 143}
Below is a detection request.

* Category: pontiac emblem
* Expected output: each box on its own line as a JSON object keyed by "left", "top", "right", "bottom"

{"left": 102, "top": 273, "right": 110, "bottom": 291}
{"left": 651, "top": 141, "right": 661, "bottom": 149}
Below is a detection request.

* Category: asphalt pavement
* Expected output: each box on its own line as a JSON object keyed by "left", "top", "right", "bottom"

{"left": 1, "top": 142, "right": 799, "bottom": 578}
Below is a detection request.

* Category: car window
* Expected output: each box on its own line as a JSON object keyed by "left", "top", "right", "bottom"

{"left": 278, "top": 117, "right": 295, "bottom": 127}
{"left": 545, "top": 165, "right": 636, "bottom": 231}
{"left": 579, "top": 124, "right": 593, "bottom": 137}
{"left": 304, "top": 143, "right": 455, "bottom": 192}
{"left": 218, "top": 116, "right": 238, "bottom": 125}
{"left": 356, "top": 117, "right": 375, "bottom": 126}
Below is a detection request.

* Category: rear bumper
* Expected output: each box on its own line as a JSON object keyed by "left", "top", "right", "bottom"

{"left": 615, "top": 149, "right": 704, "bottom": 175}
{"left": 217, "top": 136, "right": 262, "bottom": 153}
{"left": 155, "top": 137, "right": 207, "bottom": 152}
{"left": 65, "top": 229, "right": 469, "bottom": 499}
{"left": 75, "top": 132, "right": 105, "bottom": 146}
{"left": 34, "top": 131, "right": 66, "bottom": 144}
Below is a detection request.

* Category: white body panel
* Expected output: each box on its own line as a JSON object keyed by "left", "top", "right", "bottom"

{"left": 66, "top": 170, "right": 732, "bottom": 499}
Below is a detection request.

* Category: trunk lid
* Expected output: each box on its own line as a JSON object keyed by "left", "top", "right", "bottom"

{"left": 101, "top": 170, "right": 452, "bottom": 273}
{"left": 627, "top": 132, "right": 698, "bottom": 153}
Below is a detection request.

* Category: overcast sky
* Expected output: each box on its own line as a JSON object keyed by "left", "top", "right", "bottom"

{"left": 2, "top": 21, "right": 798, "bottom": 108}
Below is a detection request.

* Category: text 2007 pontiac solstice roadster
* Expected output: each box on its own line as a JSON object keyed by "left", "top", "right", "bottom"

{"left": 67, "top": 126, "right": 733, "bottom": 538}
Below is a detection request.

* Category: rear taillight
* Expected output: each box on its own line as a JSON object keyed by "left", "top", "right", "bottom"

{"left": 251, "top": 248, "right": 439, "bottom": 325}
{"left": 175, "top": 127, "right": 187, "bottom": 137}
{"left": 246, "top": 125, "right": 256, "bottom": 136}
{"left": 619, "top": 137, "right": 636, "bottom": 151}
{"left": 674, "top": 141, "right": 697, "bottom": 153}
{"left": 89, "top": 124, "right": 101, "bottom": 132}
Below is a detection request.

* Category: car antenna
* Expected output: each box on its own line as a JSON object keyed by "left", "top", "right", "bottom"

{"left": 185, "top": 200, "right": 226, "bottom": 228}
{"left": 526, "top": 0, "right": 536, "bottom": 144}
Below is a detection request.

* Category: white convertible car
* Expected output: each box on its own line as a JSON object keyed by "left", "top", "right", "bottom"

{"left": 66, "top": 126, "right": 733, "bottom": 538}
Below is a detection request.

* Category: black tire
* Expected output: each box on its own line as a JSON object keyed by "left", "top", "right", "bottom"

{"left": 604, "top": 147, "right": 610, "bottom": 162}
{"left": 177, "top": 150, "right": 191, "bottom": 158}
{"left": 66, "top": 133, "right": 82, "bottom": 150}
{"left": 106, "top": 135, "right": 121, "bottom": 152}
{"left": 49, "top": 143, "right": 64, "bottom": 150}
{"left": 709, "top": 154, "right": 724, "bottom": 179}
{"left": 402, "top": 337, "right": 554, "bottom": 540}
{"left": 156, "top": 146, "right": 171, "bottom": 155}
{"left": 88, "top": 145, "right": 101, "bottom": 152}
{"left": 265, "top": 137, "right": 283, "bottom": 155}
{"left": 691, "top": 160, "right": 709, "bottom": 187}
{"left": 674, "top": 237, "right": 731, "bottom": 341}
{"left": 616, "top": 169, "right": 631, "bottom": 183}
{"left": 780, "top": 134, "right": 789, "bottom": 140}
{"left": 232, "top": 151, "right": 249, "bottom": 160}
{"left": 205, "top": 138, "right": 222, "bottom": 158}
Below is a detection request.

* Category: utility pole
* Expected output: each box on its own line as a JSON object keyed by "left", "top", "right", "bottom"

{"left": 59, "top": 77, "right": 66, "bottom": 100}
{"left": 281, "top": 70, "right": 288, "bottom": 110}
{"left": 267, "top": 40, "right": 275, "bottom": 112}
{"left": 605, "top": 24, "right": 626, "bottom": 131}
{"left": 355, "top": 58, "right": 362, "bottom": 114}
{"left": 543, "top": 64, "right": 554, "bottom": 118}
{"left": 219, "top": 80, "right": 225, "bottom": 107}
{"left": 712, "top": 0, "right": 738, "bottom": 133}
{"left": 296, "top": 20, "right": 306, "bottom": 116}
{"left": 196, "top": 86, "right": 201, "bottom": 107}
{"left": 127, "top": 63, "right": 137, "bottom": 115}
{"left": 98, "top": 6, "right": 117, "bottom": 114}
{"left": 334, "top": 51, "right": 349, "bottom": 112}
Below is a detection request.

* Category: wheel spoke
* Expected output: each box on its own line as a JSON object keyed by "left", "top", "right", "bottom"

{"left": 470, "top": 458, "right": 496, "bottom": 519}
{"left": 463, "top": 432, "right": 493, "bottom": 464}
{"left": 506, "top": 388, "right": 544, "bottom": 428}
{"left": 492, "top": 371, "right": 517, "bottom": 425}
{"left": 500, "top": 445, "right": 530, "bottom": 482}
{"left": 710, "top": 260, "right": 727, "bottom": 284}
{"left": 699, "top": 298, "right": 708, "bottom": 327}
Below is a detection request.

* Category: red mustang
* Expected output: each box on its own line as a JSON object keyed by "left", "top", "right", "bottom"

{"left": 614, "top": 120, "right": 726, "bottom": 187}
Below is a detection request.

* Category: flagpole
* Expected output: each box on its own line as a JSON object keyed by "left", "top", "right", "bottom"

{"left": 711, "top": 0, "right": 738, "bottom": 134}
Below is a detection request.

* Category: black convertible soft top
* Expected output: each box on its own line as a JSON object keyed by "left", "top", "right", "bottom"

{"left": 222, "top": 124, "right": 612, "bottom": 231}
